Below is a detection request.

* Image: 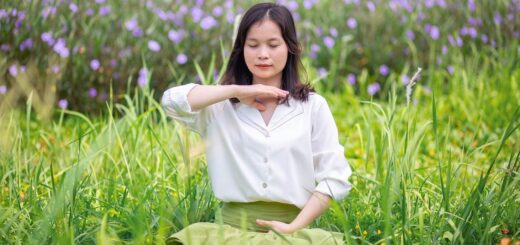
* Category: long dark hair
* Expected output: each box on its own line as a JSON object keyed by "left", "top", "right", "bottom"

{"left": 220, "top": 2, "right": 313, "bottom": 104}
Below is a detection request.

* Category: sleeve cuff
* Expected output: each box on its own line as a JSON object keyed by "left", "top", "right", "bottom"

{"left": 162, "top": 83, "right": 199, "bottom": 117}
{"left": 315, "top": 179, "right": 352, "bottom": 201}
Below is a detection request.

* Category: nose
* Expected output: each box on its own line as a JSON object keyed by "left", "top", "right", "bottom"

{"left": 258, "top": 46, "right": 268, "bottom": 60}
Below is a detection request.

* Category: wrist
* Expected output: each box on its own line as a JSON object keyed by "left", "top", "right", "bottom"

{"left": 288, "top": 221, "right": 304, "bottom": 232}
{"left": 228, "top": 84, "right": 242, "bottom": 99}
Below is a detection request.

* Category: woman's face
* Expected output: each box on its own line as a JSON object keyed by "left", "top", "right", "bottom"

{"left": 244, "top": 18, "right": 288, "bottom": 84}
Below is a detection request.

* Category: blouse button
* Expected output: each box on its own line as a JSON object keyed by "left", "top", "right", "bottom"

{"left": 263, "top": 157, "right": 268, "bottom": 163}
{"left": 262, "top": 183, "right": 268, "bottom": 188}
{"left": 265, "top": 131, "right": 270, "bottom": 137}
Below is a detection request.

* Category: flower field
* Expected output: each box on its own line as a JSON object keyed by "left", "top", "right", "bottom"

{"left": 0, "top": 0, "right": 519, "bottom": 244}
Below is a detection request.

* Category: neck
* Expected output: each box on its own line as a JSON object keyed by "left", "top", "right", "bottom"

{"left": 252, "top": 76, "right": 282, "bottom": 89}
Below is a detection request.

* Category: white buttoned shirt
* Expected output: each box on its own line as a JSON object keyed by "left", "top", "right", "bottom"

{"left": 161, "top": 83, "right": 352, "bottom": 209}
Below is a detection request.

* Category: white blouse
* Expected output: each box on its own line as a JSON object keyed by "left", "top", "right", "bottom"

{"left": 161, "top": 83, "right": 352, "bottom": 209}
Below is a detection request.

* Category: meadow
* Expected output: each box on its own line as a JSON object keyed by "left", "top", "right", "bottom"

{"left": 1, "top": 0, "right": 519, "bottom": 244}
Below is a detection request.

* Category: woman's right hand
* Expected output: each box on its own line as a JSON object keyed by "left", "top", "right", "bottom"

{"left": 235, "top": 84, "right": 289, "bottom": 111}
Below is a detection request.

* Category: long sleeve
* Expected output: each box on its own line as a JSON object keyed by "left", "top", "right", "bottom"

{"left": 161, "top": 83, "right": 213, "bottom": 136}
{"left": 311, "top": 95, "right": 352, "bottom": 201}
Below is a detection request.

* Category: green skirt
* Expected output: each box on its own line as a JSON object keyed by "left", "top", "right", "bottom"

{"left": 167, "top": 201, "right": 344, "bottom": 245}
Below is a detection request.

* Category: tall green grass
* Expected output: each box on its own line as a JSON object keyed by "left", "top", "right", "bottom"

{"left": 1, "top": 43, "right": 519, "bottom": 244}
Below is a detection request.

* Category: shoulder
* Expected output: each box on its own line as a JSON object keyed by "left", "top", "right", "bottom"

{"left": 307, "top": 92, "right": 328, "bottom": 108}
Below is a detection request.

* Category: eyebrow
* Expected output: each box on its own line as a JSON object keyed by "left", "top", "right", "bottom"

{"left": 246, "top": 38, "right": 282, "bottom": 42}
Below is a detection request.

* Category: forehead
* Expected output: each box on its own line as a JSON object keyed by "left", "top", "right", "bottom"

{"left": 246, "top": 19, "right": 283, "bottom": 40}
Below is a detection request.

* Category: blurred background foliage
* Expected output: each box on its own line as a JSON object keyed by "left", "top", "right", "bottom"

{"left": 0, "top": 0, "right": 518, "bottom": 115}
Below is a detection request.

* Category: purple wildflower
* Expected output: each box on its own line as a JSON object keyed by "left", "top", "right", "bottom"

{"left": 41, "top": 6, "right": 56, "bottom": 18}
{"left": 442, "top": 45, "right": 448, "bottom": 54}
{"left": 447, "top": 65, "right": 454, "bottom": 75}
{"left": 41, "top": 32, "right": 55, "bottom": 45}
{"left": 52, "top": 65, "right": 60, "bottom": 74}
{"left": 323, "top": 36, "right": 334, "bottom": 49}
{"left": 303, "top": 0, "right": 313, "bottom": 9}
{"left": 467, "top": 27, "right": 477, "bottom": 39}
{"left": 0, "top": 85, "right": 6, "bottom": 94}
{"left": 125, "top": 18, "right": 138, "bottom": 31}
{"left": 401, "top": 74, "right": 410, "bottom": 85}
{"left": 481, "top": 34, "right": 488, "bottom": 43}
{"left": 200, "top": 16, "right": 217, "bottom": 30}
{"left": 448, "top": 35, "right": 455, "bottom": 46}
{"left": 310, "top": 43, "right": 320, "bottom": 59}
{"left": 168, "top": 29, "right": 185, "bottom": 44}
{"left": 406, "top": 30, "right": 415, "bottom": 40}
{"left": 58, "top": 99, "right": 68, "bottom": 109}
{"left": 110, "top": 59, "right": 117, "bottom": 68}
{"left": 311, "top": 43, "right": 320, "bottom": 53}
{"left": 166, "top": 11, "right": 175, "bottom": 21}
{"left": 347, "top": 73, "right": 356, "bottom": 85}
{"left": 494, "top": 12, "right": 501, "bottom": 25}
{"left": 460, "top": 27, "right": 468, "bottom": 36}
{"left": 226, "top": 12, "right": 235, "bottom": 24}
{"left": 69, "top": 3, "right": 78, "bottom": 13}
{"left": 176, "top": 53, "right": 188, "bottom": 64}
{"left": 19, "top": 38, "right": 33, "bottom": 51}
{"left": 417, "top": 12, "right": 425, "bottom": 22}
{"left": 99, "top": 5, "right": 111, "bottom": 16}
{"left": 0, "top": 44, "right": 10, "bottom": 52}
{"left": 425, "top": 0, "right": 435, "bottom": 8}
{"left": 86, "top": 8, "right": 94, "bottom": 16}
{"left": 366, "top": 1, "right": 376, "bottom": 12}
{"left": 0, "top": 9, "right": 8, "bottom": 19}
{"left": 137, "top": 68, "right": 148, "bottom": 87}
{"left": 346, "top": 17, "right": 357, "bottom": 29}
{"left": 367, "top": 82, "right": 381, "bottom": 95}
{"left": 96, "top": 0, "right": 106, "bottom": 3}
{"left": 468, "top": 17, "right": 482, "bottom": 26}
{"left": 9, "top": 64, "right": 18, "bottom": 77}
{"left": 456, "top": 36, "right": 463, "bottom": 46}
{"left": 287, "top": 1, "right": 299, "bottom": 11}
{"left": 315, "top": 27, "right": 323, "bottom": 36}
{"left": 88, "top": 88, "right": 97, "bottom": 97}
{"left": 468, "top": 0, "right": 476, "bottom": 11}
{"left": 212, "top": 6, "right": 223, "bottom": 16}
{"left": 53, "top": 38, "right": 70, "bottom": 58}
{"left": 318, "top": 67, "right": 327, "bottom": 77}
{"left": 156, "top": 9, "right": 168, "bottom": 20}
{"left": 17, "top": 11, "right": 25, "bottom": 20}
{"left": 379, "top": 65, "right": 389, "bottom": 76}
{"left": 329, "top": 28, "right": 338, "bottom": 37}
{"left": 437, "top": 0, "right": 447, "bottom": 8}
{"left": 429, "top": 26, "right": 440, "bottom": 40}
{"left": 132, "top": 27, "right": 142, "bottom": 37}
{"left": 90, "top": 59, "right": 100, "bottom": 71}
{"left": 148, "top": 40, "right": 161, "bottom": 52}
{"left": 191, "top": 7, "right": 203, "bottom": 23}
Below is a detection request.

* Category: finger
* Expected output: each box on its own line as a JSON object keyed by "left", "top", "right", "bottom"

{"left": 253, "top": 102, "right": 266, "bottom": 111}
{"left": 256, "top": 219, "right": 270, "bottom": 227}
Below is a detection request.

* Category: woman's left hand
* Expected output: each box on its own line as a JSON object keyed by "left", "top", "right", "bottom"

{"left": 256, "top": 219, "right": 296, "bottom": 234}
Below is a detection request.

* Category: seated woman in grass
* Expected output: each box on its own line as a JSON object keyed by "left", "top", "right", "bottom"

{"left": 161, "top": 2, "right": 352, "bottom": 244}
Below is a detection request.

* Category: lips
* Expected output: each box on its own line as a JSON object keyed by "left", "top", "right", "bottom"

{"left": 256, "top": 64, "right": 272, "bottom": 69}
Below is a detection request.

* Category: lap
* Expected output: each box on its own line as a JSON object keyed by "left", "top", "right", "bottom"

{"left": 167, "top": 222, "right": 344, "bottom": 245}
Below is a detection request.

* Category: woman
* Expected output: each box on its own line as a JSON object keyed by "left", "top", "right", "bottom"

{"left": 162, "top": 2, "right": 352, "bottom": 244}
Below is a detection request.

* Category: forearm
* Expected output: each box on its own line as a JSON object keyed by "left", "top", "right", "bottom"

{"left": 187, "top": 84, "right": 239, "bottom": 111}
{"left": 289, "top": 192, "right": 331, "bottom": 231}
